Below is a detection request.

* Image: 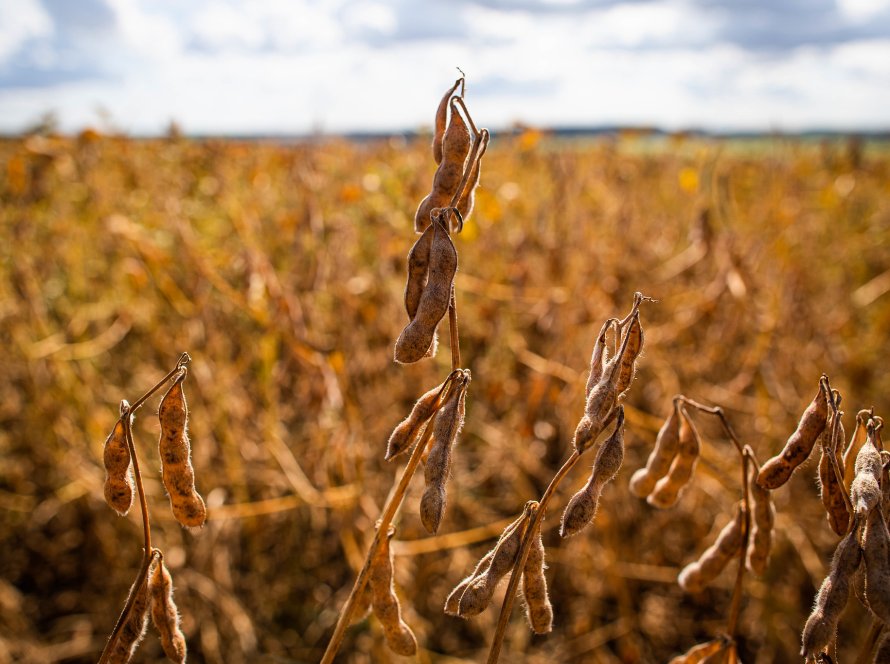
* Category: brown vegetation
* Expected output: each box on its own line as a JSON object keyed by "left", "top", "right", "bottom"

{"left": 1, "top": 124, "right": 890, "bottom": 662}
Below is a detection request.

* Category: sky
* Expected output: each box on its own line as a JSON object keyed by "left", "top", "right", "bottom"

{"left": 1, "top": 0, "right": 889, "bottom": 135}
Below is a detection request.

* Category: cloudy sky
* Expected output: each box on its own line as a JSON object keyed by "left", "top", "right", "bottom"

{"left": 1, "top": 0, "right": 889, "bottom": 135}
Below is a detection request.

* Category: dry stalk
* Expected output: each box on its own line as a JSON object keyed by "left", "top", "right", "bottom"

{"left": 485, "top": 293, "right": 650, "bottom": 663}
{"left": 320, "top": 75, "right": 488, "bottom": 661}
{"left": 98, "top": 352, "right": 196, "bottom": 664}
{"left": 319, "top": 378, "right": 455, "bottom": 663}
{"left": 670, "top": 397, "right": 754, "bottom": 640}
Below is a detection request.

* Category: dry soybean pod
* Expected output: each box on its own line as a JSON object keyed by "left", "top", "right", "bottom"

{"left": 863, "top": 505, "right": 890, "bottom": 623}
{"left": 445, "top": 547, "right": 495, "bottom": 616}
{"left": 614, "top": 312, "right": 644, "bottom": 397}
{"left": 368, "top": 525, "right": 417, "bottom": 656}
{"left": 445, "top": 512, "right": 528, "bottom": 616}
{"left": 630, "top": 398, "right": 681, "bottom": 498}
{"left": 107, "top": 556, "right": 156, "bottom": 664}
{"left": 158, "top": 369, "right": 206, "bottom": 528}
{"left": 757, "top": 378, "right": 829, "bottom": 490}
{"left": 103, "top": 401, "right": 134, "bottom": 516}
{"left": 574, "top": 308, "right": 642, "bottom": 452}
{"left": 648, "top": 405, "right": 701, "bottom": 509}
{"left": 414, "top": 100, "right": 472, "bottom": 233}
{"left": 403, "top": 222, "right": 435, "bottom": 322}
{"left": 844, "top": 410, "right": 873, "bottom": 492}
{"left": 746, "top": 465, "right": 775, "bottom": 576}
{"left": 819, "top": 403, "right": 851, "bottom": 536}
{"left": 432, "top": 77, "right": 464, "bottom": 165}
{"left": 679, "top": 504, "right": 745, "bottom": 593}
{"left": 456, "top": 129, "right": 489, "bottom": 222}
{"left": 668, "top": 637, "right": 730, "bottom": 664}
{"left": 149, "top": 555, "right": 187, "bottom": 664}
{"left": 420, "top": 371, "right": 470, "bottom": 534}
{"left": 801, "top": 522, "right": 863, "bottom": 659}
{"left": 350, "top": 581, "right": 374, "bottom": 626}
{"left": 585, "top": 318, "right": 618, "bottom": 397}
{"left": 852, "top": 421, "right": 883, "bottom": 517}
{"left": 561, "top": 407, "right": 625, "bottom": 537}
{"left": 520, "top": 522, "right": 552, "bottom": 634}
{"left": 394, "top": 215, "right": 457, "bottom": 364}
{"left": 385, "top": 374, "right": 456, "bottom": 461}
{"left": 459, "top": 502, "right": 536, "bottom": 617}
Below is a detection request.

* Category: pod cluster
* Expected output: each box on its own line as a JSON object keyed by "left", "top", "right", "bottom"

{"left": 442, "top": 295, "right": 648, "bottom": 637}
{"left": 561, "top": 407, "right": 626, "bottom": 538}
{"left": 99, "top": 356, "right": 201, "bottom": 663}
{"left": 632, "top": 401, "right": 702, "bottom": 510}
{"left": 801, "top": 414, "right": 888, "bottom": 661}
{"left": 394, "top": 78, "right": 488, "bottom": 365}
{"left": 572, "top": 308, "right": 644, "bottom": 453}
{"left": 420, "top": 371, "right": 471, "bottom": 534}
{"left": 101, "top": 367, "right": 206, "bottom": 529}
{"left": 444, "top": 502, "right": 541, "bottom": 621}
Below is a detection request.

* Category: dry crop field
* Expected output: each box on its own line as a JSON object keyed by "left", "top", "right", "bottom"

{"left": 1, "top": 119, "right": 890, "bottom": 663}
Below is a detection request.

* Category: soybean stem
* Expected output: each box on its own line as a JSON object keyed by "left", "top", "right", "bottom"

{"left": 449, "top": 286, "right": 461, "bottom": 371}
{"left": 726, "top": 450, "right": 751, "bottom": 638}
{"left": 122, "top": 408, "right": 152, "bottom": 557}
{"left": 320, "top": 376, "right": 461, "bottom": 664}
{"left": 677, "top": 397, "right": 746, "bottom": 460}
{"left": 487, "top": 450, "right": 581, "bottom": 664}
{"left": 97, "top": 401, "right": 155, "bottom": 663}
{"left": 130, "top": 353, "right": 190, "bottom": 412}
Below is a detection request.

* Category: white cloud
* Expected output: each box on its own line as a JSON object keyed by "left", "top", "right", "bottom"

{"left": 837, "top": 0, "right": 890, "bottom": 21}
{"left": 0, "top": 0, "right": 52, "bottom": 63}
{"left": 0, "top": 0, "right": 888, "bottom": 134}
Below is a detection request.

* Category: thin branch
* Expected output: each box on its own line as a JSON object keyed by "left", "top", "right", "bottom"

{"left": 448, "top": 285, "right": 461, "bottom": 371}
{"left": 130, "top": 352, "right": 190, "bottom": 412}
{"left": 121, "top": 402, "right": 152, "bottom": 557}
{"left": 726, "top": 452, "right": 751, "bottom": 638}
{"left": 677, "top": 396, "right": 746, "bottom": 459}
{"left": 486, "top": 450, "right": 581, "bottom": 664}
{"left": 320, "top": 372, "right": 464, "bottom": 664}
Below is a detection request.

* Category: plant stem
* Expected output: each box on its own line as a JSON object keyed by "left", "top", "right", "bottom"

{"left": 677, "top": 397, "right": 746, "bottom": 459}
{"left": 448, "top": 286, "right": 460, "bottom": 371}
{"left": 122, "top": 404, "right": 153, "bottom": 557}
{"left": 486, "top": 450, "right": 581, "bottom": 664}
{"left": 320, "top": 376, "right": 462, "bottom": 664}
{"left": 674, "top": 397, "right": 754, "bottom": 640}
{"left": 98, "top": 354, "right": 188, "bottom": 664}
{"left": 726, "top": 451, "right": 751, "bottom": 638}
{"left": 130, "top": 352, "right": 190, "bottom": 412}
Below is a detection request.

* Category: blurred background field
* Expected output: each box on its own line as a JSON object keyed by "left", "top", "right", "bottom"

{"left": 1, "top": 129, "right": 890, "bottom": 663}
